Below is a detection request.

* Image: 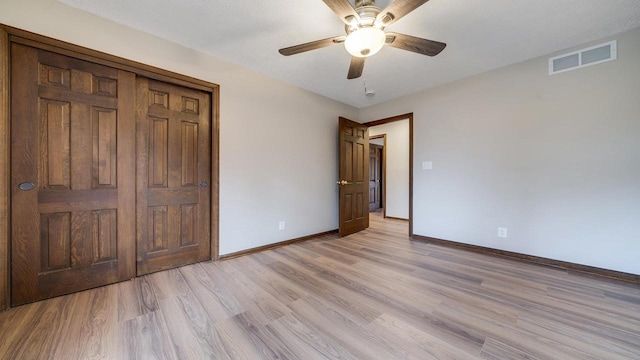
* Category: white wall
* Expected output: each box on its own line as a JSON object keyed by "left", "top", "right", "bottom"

{"left": 360, "top": 28, "right": 640, "bottom": 275}
{"left": 369, "top": 120, "right": 410, "bottom": 219}
{"left": 1, "top": 0, "right": 358, "bottom": 255}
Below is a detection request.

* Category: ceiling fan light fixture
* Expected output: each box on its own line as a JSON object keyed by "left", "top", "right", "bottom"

{"left": 344, "top": 27, "right": 386, "bottom": 58}
{"left": 278, "top": 0, "right": 447, "bottom": 79}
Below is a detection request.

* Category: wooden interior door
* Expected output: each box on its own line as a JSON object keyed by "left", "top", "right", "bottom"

{"left": 369, "top": 144, "right": 382, "bottom": 212}
{"left": 10, "top": 44, "right": 136, "bottom": 306}
{"left": 136, "top": 77, "right": 211, "bottom": 275}
{"left": 338, "top": 117, "right": 369, "bottom": 236}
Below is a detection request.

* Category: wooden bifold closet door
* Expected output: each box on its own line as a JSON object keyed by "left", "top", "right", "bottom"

{"left": 10, "top": 44, "right": 136, "bottom": 306}
{"left": 10, "top": 43, "right": 212, "bottom": 305}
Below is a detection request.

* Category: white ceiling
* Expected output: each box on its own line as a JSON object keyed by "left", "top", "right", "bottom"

{"left": 57, "top": 0, "right": 640, "bottom": 108}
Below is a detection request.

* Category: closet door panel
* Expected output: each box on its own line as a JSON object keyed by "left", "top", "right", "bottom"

{"left": 136, "top": 77, "right": 211, "bottom": 275}
{"left": 10, "top": 44, "right": 136, "bottom": 306}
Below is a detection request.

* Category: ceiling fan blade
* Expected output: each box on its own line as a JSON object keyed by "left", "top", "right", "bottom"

{"left": 376, "top": 0, "right": 430, "bottom": 26}
{"left": 385, "top": 32, "right": 446, "bottom": 56}
{"left": 322, "top": 0, "right": 361, "bottom": 25}
{"left": 347, "top": 57, "right": 365, "bottom": 79}
{"left": 279, "top": 36, "right": 346, "bottom": 56}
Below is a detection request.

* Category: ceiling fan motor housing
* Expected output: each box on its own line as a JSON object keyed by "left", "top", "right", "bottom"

{"left": 347, "top": 2, "right": 383, "bottom": 33}
{"left": 355, "top": 0, "right": 375, "bottom": 7}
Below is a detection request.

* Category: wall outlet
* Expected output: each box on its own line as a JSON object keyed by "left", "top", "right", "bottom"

{"left": 498, "top": 227, "right": 508, "bottom": 238}
{"left": 422, "top": 161, "right": 433, "bottom": 170}
{"left": 278, "top": 221, "right": 286, "bottom": 231}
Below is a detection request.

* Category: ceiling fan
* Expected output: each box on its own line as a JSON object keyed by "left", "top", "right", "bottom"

{"left": 278, "top": 0, "right": 446, "bottom": 79}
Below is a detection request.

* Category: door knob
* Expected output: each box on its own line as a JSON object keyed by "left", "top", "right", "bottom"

{"left": 336, "top": 180, "right": 349, "bottom": 185}
{"left": 200, "top": 181, "right": 208, "bottom": 187}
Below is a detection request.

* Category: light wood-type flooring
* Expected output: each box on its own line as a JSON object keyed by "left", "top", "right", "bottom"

{"left": 1, "top": 212, "right": 640, "bottom": 359}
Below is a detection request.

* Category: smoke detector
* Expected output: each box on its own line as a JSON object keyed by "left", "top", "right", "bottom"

{"left": 364, "top": 78, "right": 375, "bottom": 97}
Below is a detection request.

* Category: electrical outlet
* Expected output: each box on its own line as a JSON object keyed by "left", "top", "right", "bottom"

{"left": 498, "top": 227, "right": 508, "bottom": 238}
{"left": 278, "top": 221, "right": 285, "bottom": 231}
{"left": 422, "top": 161, "right": 433, "bottom": 170}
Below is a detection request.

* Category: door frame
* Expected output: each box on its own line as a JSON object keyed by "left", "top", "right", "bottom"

{"left": 369, "top": 134, "right": 386, "bottom": 217}
{"left": 0, "top": 24, "right": 221, "bottom": 311}
{"left": 0, "top": 28, "right": 10, "bottom": 311}
{"left": 362, "top": 113, "right": 414, "bottom": 237}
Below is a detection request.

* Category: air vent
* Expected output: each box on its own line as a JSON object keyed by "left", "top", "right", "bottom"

{"left": 549, "top": 40, "right": 616, "bottom": 75}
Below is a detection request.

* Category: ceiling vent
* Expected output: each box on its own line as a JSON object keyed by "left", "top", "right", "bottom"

{"left": 549, "top": 40, "right": 617, "bottom": 75}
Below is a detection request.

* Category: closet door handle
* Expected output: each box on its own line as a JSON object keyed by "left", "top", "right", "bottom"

{"left": 18, "top": 182, "right": 35, "bottom": 191}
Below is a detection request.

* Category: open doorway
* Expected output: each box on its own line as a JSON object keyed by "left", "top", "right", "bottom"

{"left": 369, "top": 135, "right": 385, "bottom": 215}
{"left": 363, "top": 114, "right": 413, "bottom": 235}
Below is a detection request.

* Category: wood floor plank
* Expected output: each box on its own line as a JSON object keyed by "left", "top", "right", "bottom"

{"left": 322, "top": 240, "right": 420, "bottom": 274}
{"left": 0, "top": 299, "right": 48, "bottom": 356}
{"left": 210, "top": 313, "right": 273, "bottom": 360}
{"left": 117, "top": 275, "right": 159, "bottom": 323}
{"left": 52, "top": 286, "right": 118, "bottom": 359}
{"left": 120, "top": 311, "right": 178, "bottom": 360}
{"left": 271, "top": 246, "right": 335, "bottom": 276}
{"left": 297, "top": 241, "right": 360, "bottom": 266}
{"left": 266, "top": 312, "right": 359, "bottom": 360}
{"left": 229, "top": 255, "right": 308, "bottom": 305}
{"left": 480, "top": 337, "right": 545, "bottom": 360}
{"left": 149, "top": 267, "right": 190, "bottom": 301}
{"left": 232, "top": 311, "right": 298, "bottom": 359}
{"left": 214, "top": 261, "right": 292, "bottom": 325}
{"left": 287, "top": 296, "right": 411, "bottom": 359}
{"left": 2, "top": 296, "right": 72, "bottom": 359}
{"left": 480, "top": 277, "right": 640, "bottom": 346}
{"left": 546, "top": 286, "right": 640, "bottom": 330}
{"left": 314, "top": 266, "right": 487, "bottom": 351}
{"left": 371, "top": 313, "right": 483, "bottom": 360}
{"left": 178, "top": 262, "right": 245, "bottom": 322}
{"left": 267, "top": 259, "right": 383, "bottom": 325}
{"left": 433, "top": 298, "right": 596, "bottom": 360}
{"left": 1, "top": 212, "right": 639, "bottom": 359}
{"left": 517, "top": 312, "right": 640, "bottom": 359}
{"left": 314, "top": 254, "right": 442, "bottom": 310}
{"left": 158, "top": 295, "right": 217, "bottom": 359}
{"left": 154, "top": 268, "right": 220, "bottom": 359}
